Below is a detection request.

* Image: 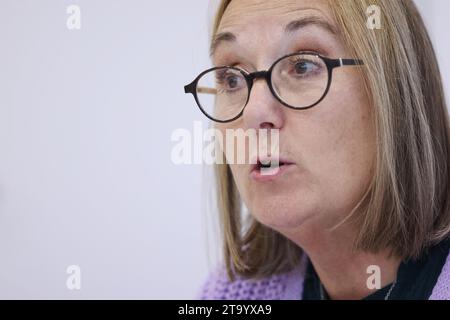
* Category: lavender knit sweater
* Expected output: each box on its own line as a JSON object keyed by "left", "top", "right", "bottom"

{"left": 198, "top": 251, "right": 450, "bottom": 300}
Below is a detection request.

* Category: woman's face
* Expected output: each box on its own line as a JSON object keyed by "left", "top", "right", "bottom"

{"left": 213, "top": 0, "right": 375, "bottom": 233}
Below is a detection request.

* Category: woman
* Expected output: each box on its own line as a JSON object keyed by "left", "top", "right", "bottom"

{"left": 184, "top": 0, "right": 450, "bottom": 299}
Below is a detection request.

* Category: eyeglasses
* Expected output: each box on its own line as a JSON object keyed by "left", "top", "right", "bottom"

{"left": 184, "top": 51, "right": 364, "bottom": 123}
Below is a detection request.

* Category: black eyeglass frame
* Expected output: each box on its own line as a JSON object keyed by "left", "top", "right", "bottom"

{"left": 184, "top": 51, "right": 364, "bottom": 123}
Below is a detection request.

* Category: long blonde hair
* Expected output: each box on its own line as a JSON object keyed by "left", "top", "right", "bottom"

{"left": 211, "top": 0, "right": 450, "bottom": 280}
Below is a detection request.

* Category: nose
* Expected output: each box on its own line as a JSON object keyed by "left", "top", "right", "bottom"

{"left": 242, "top": 75, "right": 285, "bottom": 131}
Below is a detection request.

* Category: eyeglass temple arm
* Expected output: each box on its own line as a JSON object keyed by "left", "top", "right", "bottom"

{"left": 339, "top": 58, "right": 364, "bottom": 66}
{"left": 196, "top": 87, "right": 217, "bottom": 94}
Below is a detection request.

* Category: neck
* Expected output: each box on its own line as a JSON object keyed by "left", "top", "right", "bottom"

{"left": 280, "top": 220, "right": 401, "bottom": 300}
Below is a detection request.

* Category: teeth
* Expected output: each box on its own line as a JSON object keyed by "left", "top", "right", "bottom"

{"left": 260, "top": 161, "right": 271, "bottom": 168}
{"left": 260, "top": 164, "right": 281, "bottom": 176}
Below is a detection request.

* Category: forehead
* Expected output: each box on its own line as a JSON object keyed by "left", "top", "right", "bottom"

{"left": 212, "top": 0, "right": 339, "bottom": 61}
{"left": 218, "top": 0, "right": 334, "bottom": 31}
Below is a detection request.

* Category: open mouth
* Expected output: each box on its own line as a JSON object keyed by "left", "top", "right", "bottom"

{"left": 250, "top": 157, "right": 294, "bottom": 178}
{"left": 259, "top": 159, "right": 274, "bottom": 169}
{"left": 258, "top": 159, "right": 279, "bottom": 169}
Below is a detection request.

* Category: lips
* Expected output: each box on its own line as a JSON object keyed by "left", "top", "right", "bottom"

{"left": 249, "top": 156, "right": 295, "bottom": 181}
{"left": 250, "top": 156, "right": 292, "bottom": 171}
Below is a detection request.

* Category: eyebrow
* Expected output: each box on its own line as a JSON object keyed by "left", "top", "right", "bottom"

{"left": 210, "top": 15, "right": 338, "bottom": 57}
{"left": 284, "top": 15, "right": 338, "bottom": 36}
{"left": 210, "top": 31, "right": 237, "bottom": 57}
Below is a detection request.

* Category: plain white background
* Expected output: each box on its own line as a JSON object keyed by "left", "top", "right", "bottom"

{"left": 0, "top": 0, "right": 448, "bottom": 299}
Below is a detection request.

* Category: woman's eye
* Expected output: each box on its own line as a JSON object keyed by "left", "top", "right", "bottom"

{"left": 216, "top": 72, "right": 244, "bottom": 92}
{"left": 226, "top": 75, "right": 239, "bottom": 88}
{"left": 293, "top": 60, "right": 319, "bottom": 76}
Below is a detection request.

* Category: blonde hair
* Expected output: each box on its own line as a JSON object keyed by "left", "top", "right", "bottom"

{"left": 211, "top": 0, "right": 450, "bottom": 280}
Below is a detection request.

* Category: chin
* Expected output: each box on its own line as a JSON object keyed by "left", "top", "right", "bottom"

{"left": 248, "top": 194, "right": 317, "bottom": 231}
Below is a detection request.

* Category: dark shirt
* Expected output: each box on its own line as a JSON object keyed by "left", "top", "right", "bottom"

{"left": 302, "top": 237, "right": 450, "bottom": 300}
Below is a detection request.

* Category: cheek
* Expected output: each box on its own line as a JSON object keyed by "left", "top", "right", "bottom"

{"left": 228, "top": 163, "right": 250, "bottom": 203}
{"left": 215, "top": 122, "right": 252, "bottom": 164}
{"left": 215, "top": 124, "right": 251, "bottom": 201}
{"left": 324, "top": 111, "right": 375, "bottom": 203}
{"left": 295, "top": 72, "right": 375, "bottom": 210}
